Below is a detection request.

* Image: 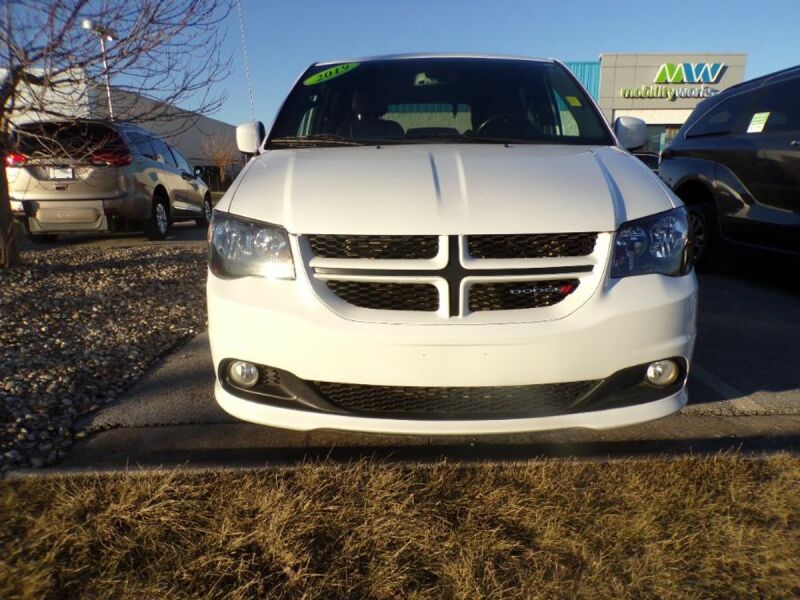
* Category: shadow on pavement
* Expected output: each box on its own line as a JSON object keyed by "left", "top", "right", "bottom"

{"left": 689, "top": 251, "right": 800, "bottom": 405}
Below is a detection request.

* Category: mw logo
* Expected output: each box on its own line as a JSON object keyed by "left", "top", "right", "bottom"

{"left": 653, "top": 63, "right": 725, "bottom": 84}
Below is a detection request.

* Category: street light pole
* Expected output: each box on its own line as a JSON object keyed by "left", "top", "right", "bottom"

{"left": 82, "top": 19, "right": 117, "bottom": 120}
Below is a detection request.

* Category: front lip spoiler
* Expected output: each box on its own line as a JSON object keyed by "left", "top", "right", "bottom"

{"left": 217, "top": 358, "right": 688, "bottom": 421}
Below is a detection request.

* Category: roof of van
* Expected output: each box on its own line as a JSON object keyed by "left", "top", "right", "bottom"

{"left": 314, "top": 53, "right": 555, "bottom": 66}
{"left": 718, "top": 63, "right": 800, "bottom": 95}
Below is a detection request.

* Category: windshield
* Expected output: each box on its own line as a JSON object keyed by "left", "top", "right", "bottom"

{"left": 268, "top": 58, "right": 614, "bottom": 148}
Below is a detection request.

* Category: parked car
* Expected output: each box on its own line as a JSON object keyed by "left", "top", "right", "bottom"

{"left": 208, "top": 54, "right": 696, "bottom": 435}
{"left": 6, "top": 119, "right": 212, "bottom": 241}
{"left": 659, "top": 65, "right": 800, "bottom": 266}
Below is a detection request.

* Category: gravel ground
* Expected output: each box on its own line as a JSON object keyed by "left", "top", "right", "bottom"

{"left": 0, "top": 245, "right": 207, "bottom": 472}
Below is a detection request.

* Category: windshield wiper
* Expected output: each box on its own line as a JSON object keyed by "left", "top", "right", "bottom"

{"left": 399, "top": 133, "right": 548, "bottom": 145}
{"left": 268, "top": 134, "right": 371, "bottom": 148}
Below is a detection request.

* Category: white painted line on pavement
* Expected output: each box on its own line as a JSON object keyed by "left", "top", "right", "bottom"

{"left": 691, "top": 364, "right": 764, "bottom": 413}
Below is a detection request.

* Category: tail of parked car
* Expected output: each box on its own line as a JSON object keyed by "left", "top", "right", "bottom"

{"left": 7, "top": 120, "right": 212, "bottom": 242}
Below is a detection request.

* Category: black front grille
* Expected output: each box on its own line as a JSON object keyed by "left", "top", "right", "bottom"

{"left": 308, "top": 235, "right": 438, "bottom": 259}
{"left": 467, "top": 233, "right": 597, "bottom": 258}
{"left": 468, "top": 279, "right": 579, "bottom": 312}
{"left": 326, "top": 280, "right": 439, "bottom": 311}
{"left": 314, "top": 380, "right": 599, "bottom": 419}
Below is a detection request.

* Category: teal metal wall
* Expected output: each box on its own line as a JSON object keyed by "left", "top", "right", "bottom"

{"left": 564, "top": 61, "right": 601, "bottom": 100}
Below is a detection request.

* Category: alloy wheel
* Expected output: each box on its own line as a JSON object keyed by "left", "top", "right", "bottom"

{"left": 688, "top": 210, "right": 706, "bottom": 262}
{"left": 156, "top": 202, "right": 168, "bottom": 235}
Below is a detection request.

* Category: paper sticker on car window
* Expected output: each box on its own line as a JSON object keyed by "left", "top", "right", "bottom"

{"left": 565, "top": 96, "right": 582, "bottom": 108}
{"left": 747, "top": 112, "right": 770, "bottom": 133}
{"left": 303, "top": 63, "right": 360, "bottom": 86}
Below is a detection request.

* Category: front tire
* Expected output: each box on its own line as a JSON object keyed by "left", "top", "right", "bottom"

{"left": 687, "top": 202, "right": 718, "bottom": 270}
{"left": 196, "top": 194, "right": 212, "bottom": 227}
{"left": 143, "top": 195, "right": 170, "bottom": 241}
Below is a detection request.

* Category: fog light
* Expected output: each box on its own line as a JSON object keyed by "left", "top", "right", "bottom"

{"left": 646, "top": 360, "right": 679, "bottom": 387}
{"left": 228, "top": 360, "right": 259, "bottom": 388}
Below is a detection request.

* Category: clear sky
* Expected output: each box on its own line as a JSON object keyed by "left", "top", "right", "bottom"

{"left": 212, "top": 0, "right": 800, "bottom": 125}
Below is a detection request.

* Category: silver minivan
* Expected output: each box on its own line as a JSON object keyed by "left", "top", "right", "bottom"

{"left": 7, "top": 119, "right": 212, "bottom": 241}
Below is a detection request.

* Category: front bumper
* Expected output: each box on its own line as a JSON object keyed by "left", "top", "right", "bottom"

{"left": 208, "top": 269, "right": 697, "bottom": 433}
{"left": 16, "top": 195, "right": 148, "bottom": 233}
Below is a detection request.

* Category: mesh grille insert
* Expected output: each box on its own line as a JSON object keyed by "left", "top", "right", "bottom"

{"left": 326, "top": 280, "right": 439, "bottom": 311}
{"left": 314, "top": 380, "right": 599, "bottom": 419}
{"left": 469, "top": 280, "right": 579, "bottom": 312}
{"left": 308, "top": 235, "right": 438, "bottom": 259}
{"left": 467, "top": 233, "right": 597, "bottom": 258}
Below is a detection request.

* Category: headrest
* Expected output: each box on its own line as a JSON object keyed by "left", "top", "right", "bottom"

{"left": 352, "top": 91, "right": 387, "bottom": 117}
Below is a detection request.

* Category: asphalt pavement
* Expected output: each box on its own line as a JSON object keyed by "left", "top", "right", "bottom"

{"left": 19, "top": 230, "right": 800, "bottom": 471}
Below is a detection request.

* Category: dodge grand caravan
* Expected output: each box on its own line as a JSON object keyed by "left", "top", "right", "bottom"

{"left": 208, "top": 54, "right": 697, "bottom": 434}
{"left": 8, "top": 120, "right": 212, "bottom": 241}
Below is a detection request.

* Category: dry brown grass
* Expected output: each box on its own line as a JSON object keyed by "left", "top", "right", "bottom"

{"left": 1, "top": 454, "right": 798, "bottom": 599}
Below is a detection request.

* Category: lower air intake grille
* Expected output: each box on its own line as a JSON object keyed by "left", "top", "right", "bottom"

{"left": 467, "top": 233, "right": 597, "bottom": 258}
{"left": 308, "top": 235, "right": 438, "bottom": 259}
{"left": 469, "top": 280, "right": 579, "bottom": 311}
{"left": 326, "top": 280, "right": 439, "bottom": 311}
{"left": 314, "top": 380, "right": 599, "bottom": 419}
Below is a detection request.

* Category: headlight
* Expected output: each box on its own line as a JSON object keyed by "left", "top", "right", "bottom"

{"left": 611, "top": 207, "right": 691, "bottom": 278}
{"left": 209, "top": 211, "right": 295, "bottom": 279}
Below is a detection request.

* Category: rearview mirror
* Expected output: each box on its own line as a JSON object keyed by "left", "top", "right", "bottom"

{"left": 614, "top": 117, "right": 647, "bottom": 150}
{"left": 236, "top": 121, "right": 266, "bottom": 155}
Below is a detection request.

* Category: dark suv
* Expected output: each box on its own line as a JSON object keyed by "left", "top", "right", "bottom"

{"left": 659, "top": 65, "right": 800, "bottom": 265}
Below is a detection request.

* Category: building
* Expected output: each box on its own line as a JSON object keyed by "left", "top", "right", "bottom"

{"left": 566, "top": 53, "right": 747, "bottom": 152}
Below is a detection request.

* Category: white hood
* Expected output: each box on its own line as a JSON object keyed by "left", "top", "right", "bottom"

{"left": 226, "top": 144, "right": 677, "bottom": 234}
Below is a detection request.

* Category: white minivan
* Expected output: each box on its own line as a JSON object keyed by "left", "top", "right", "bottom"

{"left": 207, "top": 54, "right": 697, "bottom": 435}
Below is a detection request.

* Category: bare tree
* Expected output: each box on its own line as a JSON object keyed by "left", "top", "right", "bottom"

{"left": 202, "top": 133, "right": 240, "bottom": 190}
{"left": 0, "top": 0, "right": 232, "bottom": 268}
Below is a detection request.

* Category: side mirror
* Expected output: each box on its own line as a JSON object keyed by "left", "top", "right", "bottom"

{"left": 614, "top": 117, "right": 647, "bottom": 150}
{"left": 236, "top": 121, "right": 266, "bottom": 155}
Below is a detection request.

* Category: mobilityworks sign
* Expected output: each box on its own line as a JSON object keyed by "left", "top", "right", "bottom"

{"left": 620, "top": 62, "right": 727, "bottom": 101}
{"left": 654, "top": 63, "right": 725, "bottom": 84}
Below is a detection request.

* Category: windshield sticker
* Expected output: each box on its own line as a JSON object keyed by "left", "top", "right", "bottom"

{"left": 303, "top": 63, "right": 360, "bottom": 86}
{"left": 747, "top": 112, "right": 770, "bottom": 133}
{"left": 565, "top": 96, "right": 582, "bottom": 108}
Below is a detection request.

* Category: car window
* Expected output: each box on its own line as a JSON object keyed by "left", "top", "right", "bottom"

{"left": 686, "top": 91, "right": 754, "bottom": 138}
{"left": 126, "top": 131, "right": 157, "bottom": 160}
{"left": 14, "top": 121, "right": 125, "bottom": 158}
{"left": 746, "top": 77, "right": 800, "bottom": 134}
{"left": 270, "top": 58, "right": 614, "bottom": 146}
{"left": 380, "top": 103, "right": 473, "bottom": 135}
{"left": 170, "top": 147, "right": 193, "bottom": 173}
{"left": 149, "top": 138, "right": 178, "bottom": 167}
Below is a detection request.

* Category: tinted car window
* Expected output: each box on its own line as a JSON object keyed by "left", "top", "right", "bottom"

{"left": 126, "top": 131, "right": 157, "bottom": 160}
{"left": 749, "top": 77, "right": 800, "bottom": 133}
{"left": 149, "top": 138, "right": 178, "bottom": 167}
{"left": 170, "top": 147, "right": 193, "bottom": 173}
{"left": 14, "top": 121, "right": 125, "bottom": 158}
{"left": 686, "top": 91, "right": 754, "bottom": 138}
{"left": 270, "top": 58, "right": 614, "bottom": 146}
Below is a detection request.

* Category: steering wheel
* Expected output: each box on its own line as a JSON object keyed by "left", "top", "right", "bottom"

{"left": 475, "top": 113, "right": 533, "bottom": 138}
